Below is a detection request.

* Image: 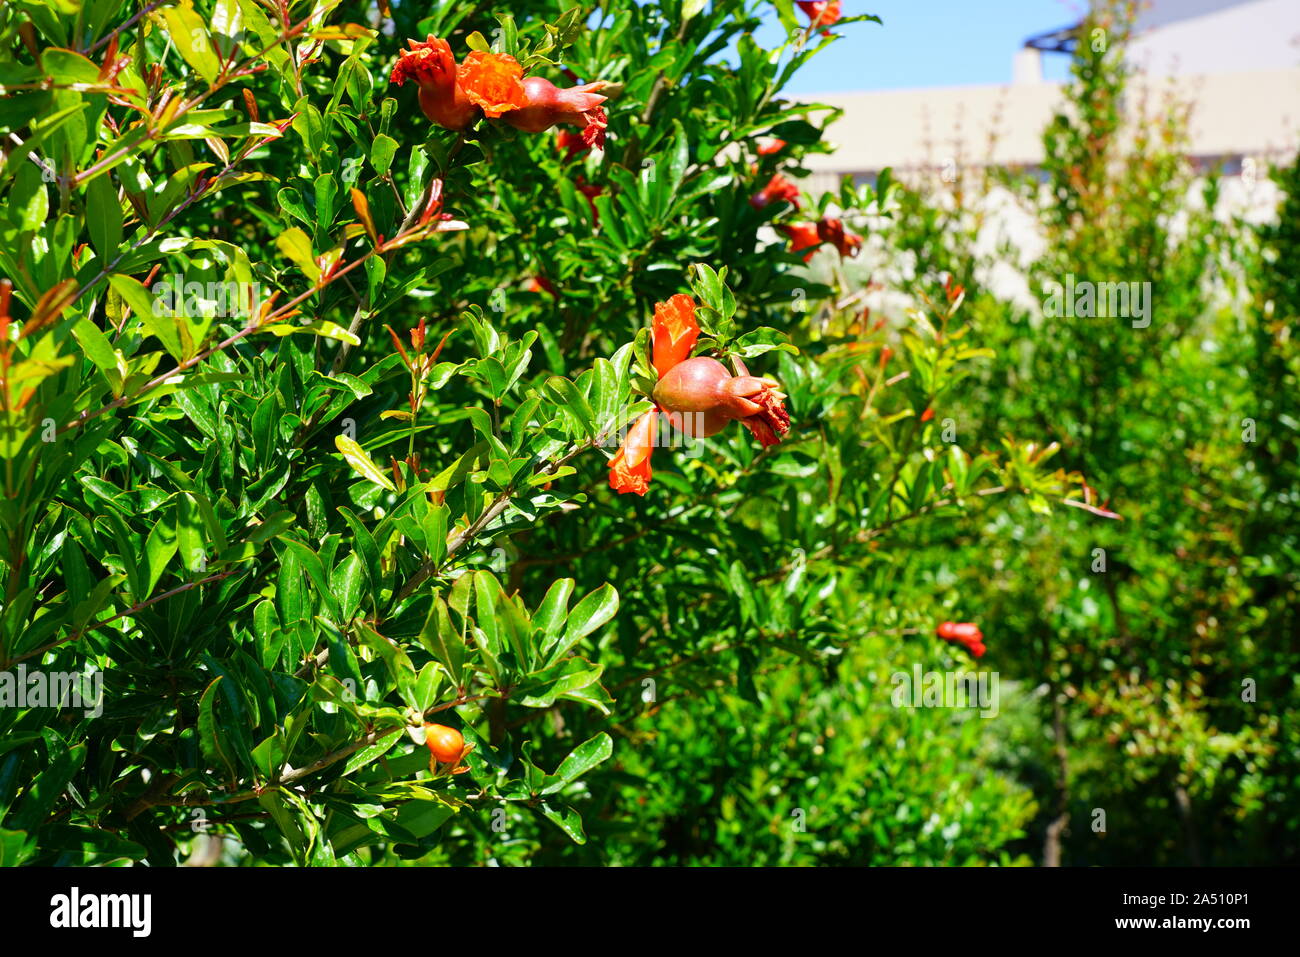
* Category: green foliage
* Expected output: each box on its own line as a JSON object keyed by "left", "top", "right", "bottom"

{"left": 0, "top": 0, "right": 1290, "bottom": 868}
{"left": 873, "top": 0, "right": 1300, "bottom": 865}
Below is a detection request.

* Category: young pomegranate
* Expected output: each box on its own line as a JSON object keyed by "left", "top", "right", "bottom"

{"left": 653, "top": 356, "right": 791, "bottom": 447}
{"left": 503, "top": 76, "right": 609, "bottom": 148}
{"left": 608, "top": 293, "right": 793, "bottom": 495}
{"left": 424, "top": 722, "right": 473, "bottom": 773}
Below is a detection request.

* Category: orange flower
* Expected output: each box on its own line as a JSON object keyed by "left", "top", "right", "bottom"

{"left": 758, "top": 139, "right": 787, "bottom": 156}
{"left": 936, "top": 621, "right": 986, "bottom": 658}
{"left": 457, "top": 50, "right": 527, "bottom": 117}
{"left": 575, "top": 177, "right": 603, "bottom": 223}
{"left": 652, "top": 294, "right": 701, "bottom": 379}
{"left": 390, "top": 36, "right": 456, "bottom": 88}
{"left": 525, "top": 275, "right": 557, "bottom": 296}
{"left": 609, "top": 409, "right": 658, "bottom": 496}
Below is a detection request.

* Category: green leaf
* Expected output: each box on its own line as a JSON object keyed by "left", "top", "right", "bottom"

{"left": 71, "top": 318, "right": 125, "bottom": 392}
{"left": 551, "top": 584, "right": 618, "bottom": 660}
{"left": 354, "top": 620, "right": 417, "bottom": 704}
{"left": 544, "top": 375, "right": 596, "bottom": 438}
{"left": 264, "top": 320, "right": 361, "bottom": 346}
{"left": 371, "top": 134, "right": 398, "bottom": 175}
{"left": 542, "top": 733, "right": 613, "bottom": 794}
{"left": 109, "top": 274, "right": 185, "bottom": 361}
{"left": 85, "top": 173, "right": 123, "bottom": 260}
{"left": 418, "top": 597, "right": 466, "bottom": 688}
{"left": 537, "top": 802, "right": 586, "bottom": 843}
{"left": 0, "top": 829, "right": 35, "bottom": 867}
{"left": 534, "top": 578, "right": 574, "bottom": 643}
{"left": 279, "top": 537, "right": 342, "bottom": 621}
{"left": 333, "top": 551, "right": 367, "bottom": 621}
{"left": 198, "top": 678, "right": 239, "bottom": 781}
{"left": 157, "top": 0, "right": 222, "bottom": 83}
{"left": 274, "top": 227, "right": 319, "bottom": 281}
{"left": 335, "top": 435, "right": 396, "bottom": 491}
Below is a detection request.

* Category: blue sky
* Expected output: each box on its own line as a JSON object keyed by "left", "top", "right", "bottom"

{"left": 756, "top": 0, "right": 1088, "bottom": 93}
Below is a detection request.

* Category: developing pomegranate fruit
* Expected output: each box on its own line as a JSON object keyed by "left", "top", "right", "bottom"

{"left": 503, "top": 76, "right": 609, "bottom": 148}
{"left": 608, "top": 293, "right": 792, "bottom": 495}
{"left": 424, "top": 723, "right": 468, "bottom": 764}
{"left": 391, "top": 38, "right": 608, "bottom": 147}
{"left": 653, "top": 356, "right": 791, "bottom": 446}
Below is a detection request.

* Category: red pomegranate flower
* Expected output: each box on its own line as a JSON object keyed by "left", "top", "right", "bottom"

{"left": 556, "top": 127, "right": 590, "bottom": 160}
{"left": 504, "top": 77, "right": 610, "bottom": 148}
{"left": 609, "top": 408, "right": 658, "bottom": 496}
{"left": 817, "top": 217, "right": 862, "bottom": 257}
{"left": 651, "top": 294, "right": 701, "bottom": 379}
{"left": 575, "top": 177, "right": 603, "bottom": 223}
{"left": 797, "top": 0, "right": 843, "bottom": 30}
{"left": 778, "top": 222, "right": 823, "bottom": 261}
{"left": 936, "top": 621, "right": 986, "bottom": 658}
{"left": 758, "top": 139, "right": 788, "bottom": 156}
{"left": 750, "top": 173, "right": 802, "bottom": 210}
{"left": 525, "top": 275, "right": 558, "bottom": 296}
{"left": 393, "top": 39, "right": 611, "bottom": 148}
{"left": 779, "top": 218, "right": 862, "bottom": 261}
{"left": 390, "top": 36, "right": 478, "bottom": 131}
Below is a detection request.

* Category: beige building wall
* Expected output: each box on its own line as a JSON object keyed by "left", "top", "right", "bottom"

{"left": 797, "top": 67, "right": 1300, "bottom": 192}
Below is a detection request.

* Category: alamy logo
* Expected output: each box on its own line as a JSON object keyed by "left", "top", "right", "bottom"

{"left": 49, "top": 887, "right": 151, "bottom": 937}
{"left": 0, "top": 666, "right": 102, "bottom": 717}
{"left": 151, "top": 276, "right": 265, "bottom": 319}
{"left": 598, "top": 410, "right": 709, "bottom": 457}
{"left": 891, "top": 665, "right": 999, "bottom": 717}
{"left": 1043, "top": 273, "right": 1151, "bottom": 328}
